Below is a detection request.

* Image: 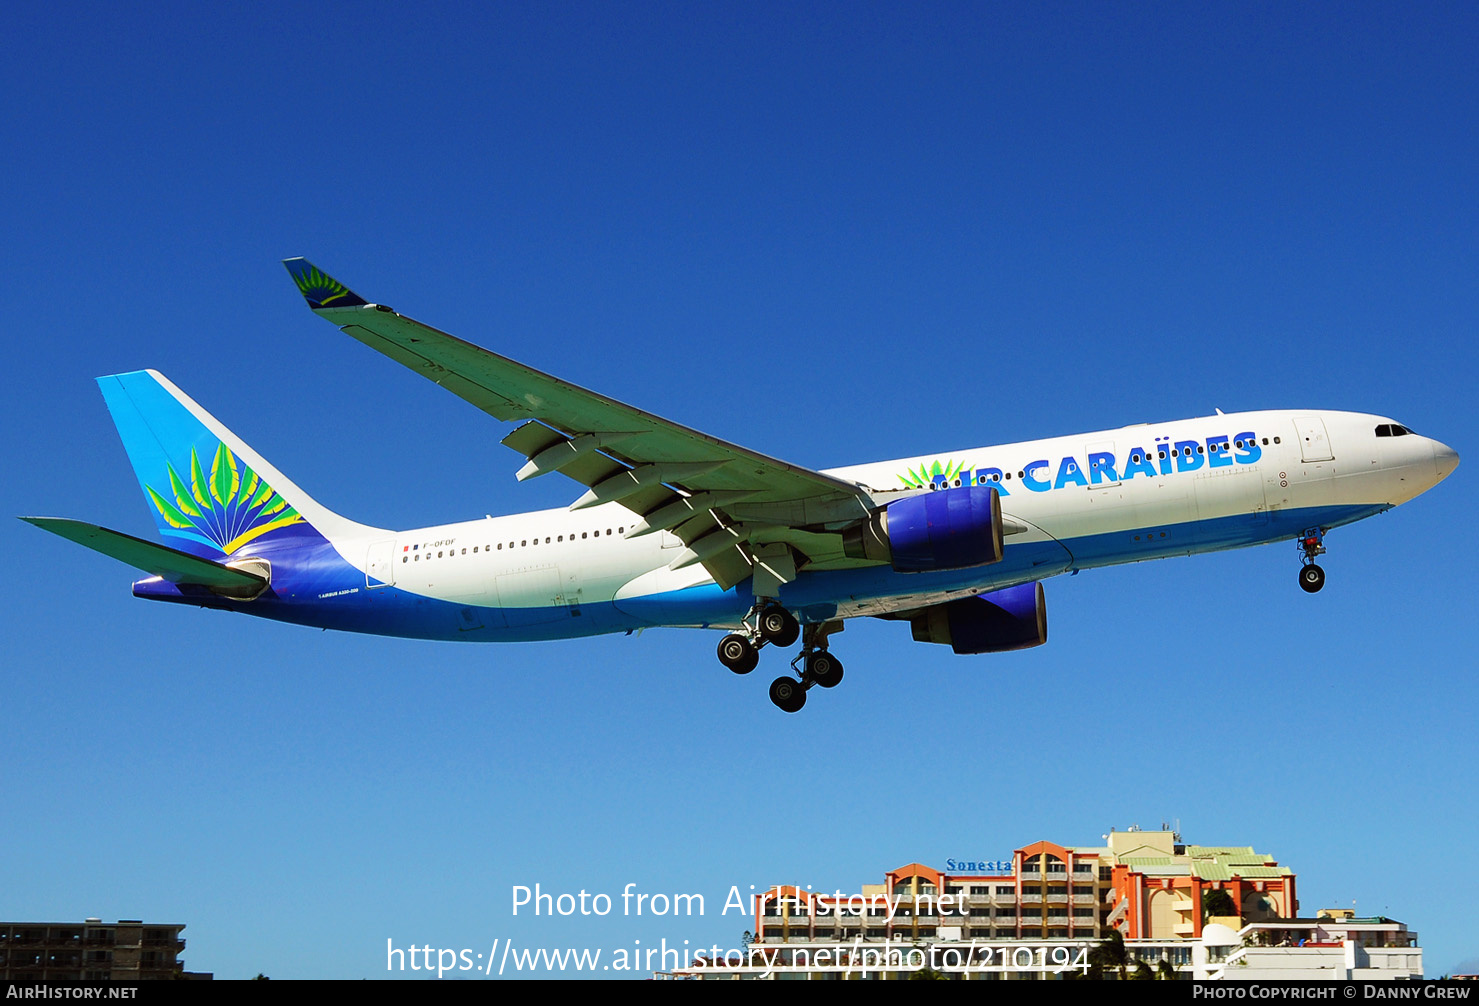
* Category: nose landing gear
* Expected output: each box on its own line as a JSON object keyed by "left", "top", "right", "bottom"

{"left": 1297, "top": 528, "right": 1327, "bottom": 593}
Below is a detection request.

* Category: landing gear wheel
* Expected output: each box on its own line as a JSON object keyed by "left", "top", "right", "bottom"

{"left": 758, "top": 604, "right": 800, "bottom": 647}
{"left": 806, "top": 650, "right": 844, "bottom": 688}
{"left": 1299, "top": 564, "right": 1326, "bottom": 593}
{"left": 717, "top": 633, "right": 759, "bottom": 674}
{"left": 768, "top": 676, "right": 807, "bottom": 713}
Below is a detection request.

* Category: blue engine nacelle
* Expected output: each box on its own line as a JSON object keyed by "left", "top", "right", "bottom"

{"left": 842, "top": 485, "right": 1004, "bottom": 572}
{"left": 909, "top": 582, "right": 1047, "bottom": 654}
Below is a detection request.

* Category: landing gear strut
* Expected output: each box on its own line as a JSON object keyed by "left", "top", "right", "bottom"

{"left": 1297, "top": 528, "right": 1327, "bottom": 594}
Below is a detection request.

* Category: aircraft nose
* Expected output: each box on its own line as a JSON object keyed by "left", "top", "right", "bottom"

{"left": 1433, "top": 439, "right": 1460, "bottom": 482}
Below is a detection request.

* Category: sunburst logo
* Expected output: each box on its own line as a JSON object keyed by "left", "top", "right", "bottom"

{"left": 898, "top": 459, "right": 972, "bottom": 489}
{"left": 147, "top": 443, "right": 304, "bottom": 554}
{"left": 291, "top": 263, "right": 356, "bottom": 308}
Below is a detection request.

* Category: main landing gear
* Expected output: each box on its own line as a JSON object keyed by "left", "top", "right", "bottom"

{"left": 716, "top": 602, "right": 798, "bottom": 674}
{"left": 1297, "top": 528, "right": 1327, "bottom": 593}
{"left": 716, "top": 602, "right": 842, "bottom": 713}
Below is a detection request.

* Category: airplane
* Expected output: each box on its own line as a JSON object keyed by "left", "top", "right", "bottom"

{"left": 24, "top": 259, "right": 1460, "bottom": 712}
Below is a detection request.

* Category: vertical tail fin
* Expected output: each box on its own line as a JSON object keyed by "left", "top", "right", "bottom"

{"left": 98, "top": 370, "right": 375, "bottom": 558}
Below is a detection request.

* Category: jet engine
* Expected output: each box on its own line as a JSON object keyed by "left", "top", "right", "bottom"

{"left": 909, "top": 582, "right": 1047, "bottom": 654}
{"left": 841, "top": 485, "right": 1004, "bottom": 572}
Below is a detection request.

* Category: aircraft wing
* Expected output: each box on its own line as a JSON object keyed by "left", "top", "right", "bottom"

{"left": 284, "top": 259, "right": 878, "bottom": 590}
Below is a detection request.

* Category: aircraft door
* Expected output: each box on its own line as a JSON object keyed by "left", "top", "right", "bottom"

{"left": 365, "top": 539, "right": 396, "bottom": 588}
{"left": 1082, "top": 440, "right": 1135, "bottom": 533}
{"left": 1288, "top": 416, "right": 1336, "bottom": 510}
{"left": 1294, "top": 415, "right": 1334, "bottom": 462}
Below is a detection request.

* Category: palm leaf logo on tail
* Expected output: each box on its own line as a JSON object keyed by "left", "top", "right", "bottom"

{"left": 146, "top": 443, "right": 303, "bottom": 554}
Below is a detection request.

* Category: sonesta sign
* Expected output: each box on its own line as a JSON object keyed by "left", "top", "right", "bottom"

{"left": 943, "top": 859, "right": 1012, "bottom": 873}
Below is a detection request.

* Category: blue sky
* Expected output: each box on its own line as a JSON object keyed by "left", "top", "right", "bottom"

{"left": 3, "top": 1, "right": 1475, "bottom": 979}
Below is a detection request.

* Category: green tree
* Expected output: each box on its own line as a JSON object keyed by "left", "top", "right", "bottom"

{"left": 1088, "top": 929, "right": 1130, "bottom": 980}
{"left": 1157, "top": 959, "right": 1177, "bottom": 980}
{"left": 1203, "top": 889, "right": 1237, "bottom": 922}
{"left": 1131, "top": 961, "right": 1155, "bottom": 980}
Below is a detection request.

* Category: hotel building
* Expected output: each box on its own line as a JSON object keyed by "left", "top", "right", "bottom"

{"left": 0, "top": 919, "right": 204, "bottom": 981}
{"left": 658, "top": 826, "right": 1421, "bottom": 979}
{"left": 752, "top": 825, "right": 1295, "bottom": 944}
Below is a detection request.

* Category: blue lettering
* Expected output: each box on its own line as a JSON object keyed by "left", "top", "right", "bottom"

{"left": 1206, "top": 435, "right": 1232, "bottom": 468}
{"left": 1088, "top": 452, "right": 1119, "bottom": 484}
{"left": 1122, "top": 447, "right": 1156, "bottom": 481}
{"left": 1054, "top": 456, "right": 1088, "bottom": 489}
{"left": 1234, "top": 430, "right": 1261, "bottom": 464}
{"left": 1156, "top": 440, "right": 1174, "bottom": 476}
{"left": 1020, "top": 461, "right": 1052, "bottom": 492}
{"left": 1174, "top": 440, "right": 1204, "bottom": 473}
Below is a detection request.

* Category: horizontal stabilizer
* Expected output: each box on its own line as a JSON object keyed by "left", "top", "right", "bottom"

{"left": 21, "top": 517, "right": 268, "bottom": 592}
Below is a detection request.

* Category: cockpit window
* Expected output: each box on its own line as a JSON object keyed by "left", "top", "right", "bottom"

{"left": 1377, "top": 424, "right": 1415, "bottom": 438}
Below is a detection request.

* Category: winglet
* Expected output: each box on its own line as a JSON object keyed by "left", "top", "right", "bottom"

{"left": 282, "top": 258, "right": 368, "bottom": 310}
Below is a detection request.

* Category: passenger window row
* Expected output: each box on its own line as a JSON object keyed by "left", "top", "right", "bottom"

{"left": 403, "top": 527, "right": 626, "bottom": 562}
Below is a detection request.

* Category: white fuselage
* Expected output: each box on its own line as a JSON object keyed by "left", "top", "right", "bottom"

{"left": 325, "top": 409, "right": 1454, "bottom": 637}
